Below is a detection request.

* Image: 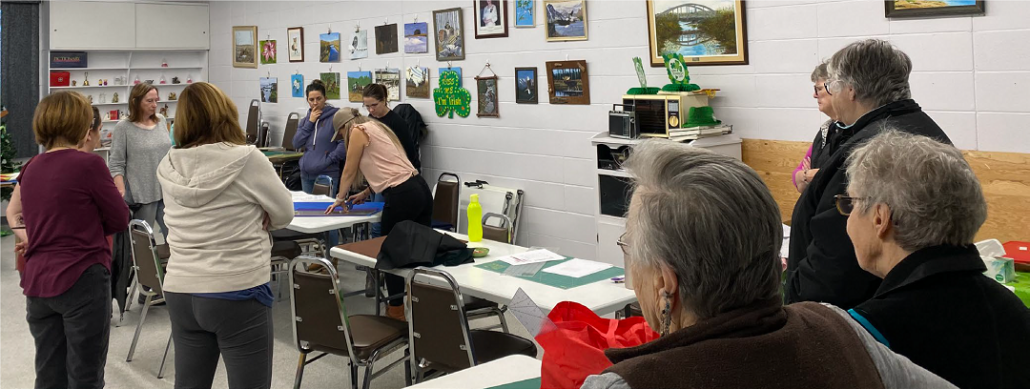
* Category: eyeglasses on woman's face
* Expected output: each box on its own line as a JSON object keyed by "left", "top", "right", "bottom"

{"left": 834, "top": 194, "right": 866, "bottom": 216}
{"left": 617, "top": 232, "right": 630, "bottom": 257}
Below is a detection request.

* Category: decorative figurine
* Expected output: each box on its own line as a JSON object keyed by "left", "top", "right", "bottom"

{"left": 112, "top": 92, "right": 119, "bottom": 103}
{"left": 159, "top": 104, "right": 169, "bottom": 117}
{"left": 72, "top": 80, "right": 77, "bottom": 86}
{"left": 83, "top": 72, "right": 90, "bottom": 86}
{"left": 161, "top": 58, "right": 169, "bottom": 68}
{"left": 172, "top": 76, "right": 181, "bottom": 84}
{"left": 103, "top": 79, "right": 108, "bottom": 86}
{"left": 186, "top": 74, "right": 193, "bottom": 84}
{"left": 159, "top": 75, "right": 166, "bottom": 85}
{"left": 168, "top": 92, "right": 177, "bottom": 101}
{"left": 134, "top": 76, "right": 141, "bottom": 85}
{"left": 88, "top": 95, "right": 93, "bottom": 103}
{"left": 104, "top": 112, "right": 110, "bottom": 121}
{"left": 100, "top": 93, "right": 106, "bottom": 104}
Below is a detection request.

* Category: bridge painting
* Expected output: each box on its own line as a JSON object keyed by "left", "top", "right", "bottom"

{"left": 647, "top": 0, "right": 747, "bottom": 66}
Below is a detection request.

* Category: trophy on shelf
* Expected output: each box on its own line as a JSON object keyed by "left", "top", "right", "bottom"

{"left": 168, "top": 92, "right": 177, "bottom": 101}
{"left": 83, "top": 72, "right": 90, "bottom": 86}
{"left": 72, "top": 80, "right": 77, "bottom": 87}
{"left": 112, "top": 92, "right": 119, "bottom": 103}
{"left": 172, "top": 77, "right": 181, "bottom": 85}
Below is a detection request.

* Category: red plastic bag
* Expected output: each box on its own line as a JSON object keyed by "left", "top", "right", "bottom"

{"left": 535, "top": 301, "right": 659, "bottom": 389}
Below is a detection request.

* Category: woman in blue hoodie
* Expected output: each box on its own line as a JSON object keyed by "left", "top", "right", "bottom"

{"left": 292, "top": 79, "right": 345, "bottom": 197}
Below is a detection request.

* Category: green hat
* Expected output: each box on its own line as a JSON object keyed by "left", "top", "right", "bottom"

{"left": 684, "top": 106, "right": 721, "bottom": 127}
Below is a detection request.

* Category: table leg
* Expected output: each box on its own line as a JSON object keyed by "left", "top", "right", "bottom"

{"left": 373, "top": 269, "right": 382, "bottom": 316}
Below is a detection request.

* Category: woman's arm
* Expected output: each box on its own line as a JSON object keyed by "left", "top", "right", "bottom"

{"left": 792, "top": 146, "right": 813, "bottom": 191}
{"left": 325, "top": 126, "right": 370, "bottom": 213}
{"left": 88, "top": 158, "right": 130, "bottom": 235}
{"left": 6, "top": 184, "right": 28, "bottom": 243}
{"left": 109, "top": 124, "right": 128, "bottom": 197}
{"left": 241, "top": 148, "right": 295, "bottom": 230}
{"left": 292, "top": 109, "right": 315, "bottom": 150}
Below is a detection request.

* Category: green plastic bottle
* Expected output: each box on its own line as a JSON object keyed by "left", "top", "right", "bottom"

{"left": 467, "top": 194, "right": 483, "bottom": 242}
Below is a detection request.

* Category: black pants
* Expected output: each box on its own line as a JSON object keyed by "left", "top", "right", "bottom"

{"left": 26, "top": 263, "right": 111, "bottom": 389}
{"left": 165, "top": 293, "right": 273, "bottom": 389}
{"left": 382, "top": 176, "right": 434, "bottom": 306}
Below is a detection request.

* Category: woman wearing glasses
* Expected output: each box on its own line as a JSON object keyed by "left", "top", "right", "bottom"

{"left": 792, "top": 62, "right": 838, "bottom": 193}
{"left": 581, "top": 140, "right": 952, "bottom": 389}
{"left": 840, "top": 130, "right": 1030, "bottom": 389}
{"left": 785, "top": 39, "right": 950, "bottom": 310}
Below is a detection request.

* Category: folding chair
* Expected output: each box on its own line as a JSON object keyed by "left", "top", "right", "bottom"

{"left": 431, "top": 173, "right": 460, "bottom": 231}
{"left": 406, "top": 267, "right": 536, "bottom": 384}
{"left": 289, "top": 256, "right": 410, "bottom": 389}
{"left": 283, "top": 112, "right": 301, "bottom": 150}
{"left": 126, "top": 219, "right": 173, "bottom": 379}
{"left": 245, "top": 99, "right": 261, "bottom": 145}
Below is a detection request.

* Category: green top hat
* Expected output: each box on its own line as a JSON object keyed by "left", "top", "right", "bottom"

{"left": 684, "top": 106, "right": 721, "bottom": 127}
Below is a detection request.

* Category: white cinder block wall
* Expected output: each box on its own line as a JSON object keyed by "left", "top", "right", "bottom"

{"left": 208, "top": 0, "right": 1030, "bottom": 260}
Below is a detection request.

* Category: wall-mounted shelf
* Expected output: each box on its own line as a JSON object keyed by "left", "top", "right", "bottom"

{"left": 51, "top": 67, "right": 128, "bottom": 71}
{"left": 91, "top": 102, "right": 128, "bottom": 106}
{"left": 50, "top": 85, "right": 130, "bottom": 89}
{"left": 132, "top": 66, "right": 203, "bottom": 70}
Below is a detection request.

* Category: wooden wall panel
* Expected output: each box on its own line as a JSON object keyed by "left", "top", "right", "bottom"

{"left": 741, "top": 139, "right": 1030, "bottom": 243}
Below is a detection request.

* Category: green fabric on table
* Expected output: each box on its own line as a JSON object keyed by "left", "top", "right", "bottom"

{"left": 475, "top": 258, "right": 624, "bottom": 290}
{"left": 261, "top": 150, "right": 303, "bottom": 157}
{"left": 485, "top": 377, "right": 541, "bottom": 389}
{"left": 1004, "top": 272, "right": 1030, "bottom": 308}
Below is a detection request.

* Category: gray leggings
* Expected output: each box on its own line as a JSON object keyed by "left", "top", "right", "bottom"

{"left": 165, "top": 293, "right": 272, "bottom": 389}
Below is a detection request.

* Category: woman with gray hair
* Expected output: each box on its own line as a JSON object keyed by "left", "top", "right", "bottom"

{"left": 842, "top": 130, "right": 1030, "bottom": 389}
{"left": 581, "top": 140, "right": 953, "bottom": 389}
{"left": 792, "top": 61, "right": 838, "bottom": 193}
{"left": 786, "top": 39, "right": 951, "bottom": 310}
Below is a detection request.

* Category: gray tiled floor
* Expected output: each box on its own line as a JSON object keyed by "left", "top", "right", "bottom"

{"left": 0, "top": 234, "right": 536, "bottom": 388}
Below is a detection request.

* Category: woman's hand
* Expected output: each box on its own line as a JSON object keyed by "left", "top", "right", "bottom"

{"left": 14, "top": 241, "right": 28, "bottom": 256}
{"left": 804, "top": 168, "right": 819, "bottom": 183}
{"left": 325, "top": 197, "right": 349, "bottom": 215}
{"left": 262, "top": 212, "right": 271, "bottom": 230}
{"left": 309, "top": 108, "right": 322, "bottom": 123}
{"left": 347, "top": 189, "right": 369, "bottom": 205}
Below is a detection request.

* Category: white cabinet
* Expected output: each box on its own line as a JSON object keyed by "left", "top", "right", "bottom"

{"left": 135, "top": 4, "right": 209, "bottom": 49}
{"left": 50, "top": 2, "right": 136, "bottom": 50}
{"left": 50, "top": 2, "right": 209, "bottom": 50}
{"left": 596, "top": 219, "right": 627, "bottom": 268}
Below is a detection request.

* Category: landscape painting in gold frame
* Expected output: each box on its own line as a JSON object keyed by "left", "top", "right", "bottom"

{"left": 646, "top": 0, "right": 747, "bottom": 67}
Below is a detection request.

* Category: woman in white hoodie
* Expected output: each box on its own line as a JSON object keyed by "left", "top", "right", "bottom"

{"left": 156, "top": 82, "right": 294, "bottom": 389}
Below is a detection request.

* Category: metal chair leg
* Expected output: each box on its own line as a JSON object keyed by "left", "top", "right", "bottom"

{"left": 496, "top": 308, "right": 510, "bottom": 334}
{"left": 157, "top": 333, "right": 172, "bottom": 378}
{"left": 362, "top": 357, "right": 377, "bottom": 389}
{"left": 404, "top": 349, "right": 413, "bottom": 386}
{"left": 294, "top": 353, "right": 307, "bottom": 389}
{"left": 349, "top": 361, "right": 359, "bottom": 389}
{"left": 126, "top": 294, "right": 153, "bottom": 362}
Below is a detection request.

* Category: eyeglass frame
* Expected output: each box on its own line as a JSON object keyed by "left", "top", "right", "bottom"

{"left": 834, "top": 194, "right": 866, "bottom": 216}
{"left": 616, "top": 232, "right": 630, "bottom": 256}
{"left": 822, "top": 79, "right": 844, "bottom": 96}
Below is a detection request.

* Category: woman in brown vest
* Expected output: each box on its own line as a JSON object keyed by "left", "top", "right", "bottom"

{"left": 580, "top": 140, "right": 953, "bottom": 389}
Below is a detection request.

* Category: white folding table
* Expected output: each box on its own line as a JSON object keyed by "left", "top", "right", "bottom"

{"left": 403, "top": 355, "right": 541, "bottom": 389}
{"left": 329, "top": 231, "right": 637, "bottom": 316}
{"left": 286, "top": 191, "right": 382, "bottom": 234}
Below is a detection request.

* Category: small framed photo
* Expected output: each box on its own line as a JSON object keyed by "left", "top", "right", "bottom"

{"left": 476, "top": 75, "right": 499, "bottom": 117}
{"left": 885, "top": 0, "right": 985, "bottom": 18}
{"left": 287, "top": 27, "right": 304, "bottom": 62}
{"left": 474, "top": 0, "right": 510, "bottom": 38}
{"left": 232, "top": 26, "right": 258, "bottom": 69}
{"left": 546, "top": 60, "right": 589, "bottom": 105}
{"left": 544, "top": 0, "right": 587, "bottom": 42}
{"left": 515, "top": 67, "right": 538, "bottom": 104}
{"left": 515, "top": 0, "right": 536, "bottom": 28}
{"left": 434, "top": 7, "right": 466, "bottom": 61}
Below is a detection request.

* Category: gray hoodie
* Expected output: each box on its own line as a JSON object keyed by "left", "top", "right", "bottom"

{"left": 156, "top": 143, "right": 294, "bottom": 293}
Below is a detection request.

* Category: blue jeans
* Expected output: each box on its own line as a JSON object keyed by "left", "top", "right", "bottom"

{"left": 300, "top": 171, "right": 340, "bottom": 248}
{"left": 369, "top": 192, "right": 385, "bottom": 238}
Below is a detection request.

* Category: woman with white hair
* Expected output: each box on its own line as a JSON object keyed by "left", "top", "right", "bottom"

{"left": 785, "top": 39, "right": 951, "bottom": 310}
{"left": 842, "top": 130, "right": 1030, "bottom": 389}
{"left": 581, "top": 140, "right": 953, "bottom": 389}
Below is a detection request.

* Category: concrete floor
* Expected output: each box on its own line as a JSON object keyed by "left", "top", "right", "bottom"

{"left": 0, "top": 234, "right": 535, "bottom": 388}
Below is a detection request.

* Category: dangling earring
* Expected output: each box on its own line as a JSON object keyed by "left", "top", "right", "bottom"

{"left": 660, "top": 291, "right": 672, "bottom": 336}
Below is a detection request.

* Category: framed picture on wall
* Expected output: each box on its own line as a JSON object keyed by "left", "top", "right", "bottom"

{"left": 233, "top": 26, "right": 258, "bottom": 68}
{"left": 545, "top": 60, "right": 589, "bottom": 105}
{"left": 260, "top": 40, "right": 277, "bottom": 65}
{"left": 885, "top": 0, "right": 985, "bottom": 18}
{"left": 474, "top": 0, "right": 509, "bottom": 38}
{"left": 515, "top": 0, "right": 536, "bottom": 28}
{"left": 320, "top": 32, "right": 342, "bottom": 62}
{"left": 287, "top": 27, "right": 304, "bottom": 62}
{"left": 544, "top": 0, "right": 587, "bottom": 41}
{"left": 434, "top": 7, "right": 466, "bottom": 61}
{"left": 515, "top": 67, "right": 538, "bottom": 104}
{"left": 375, "top": 24, "right": 399, "bottom": 54}
{"left": 645, "top": 0, "right": 748, "bottom": 67}
{"left": 405, "top": 22, "right": 430, "bottom": 53}
{"left": 476, "top": 75, "right": 499, "bottom": 117}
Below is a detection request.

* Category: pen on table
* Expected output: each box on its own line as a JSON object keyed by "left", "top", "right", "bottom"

{"left": 611, "top": 276, "right": 625, "bottom": 284}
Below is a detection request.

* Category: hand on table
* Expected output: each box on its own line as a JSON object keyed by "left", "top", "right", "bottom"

{"left": 347, "top": 190, "right": 369, "bottom": 205}
{"left": 325, "top": 197, "right": 350, "bottom": 215}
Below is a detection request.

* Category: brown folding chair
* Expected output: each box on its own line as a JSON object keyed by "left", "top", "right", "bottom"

{"left": 289, "top": 256, "right": 410, "bottom": 389}
{"left": 245, "top": 99, "right": 260, "bottom": 145}
{"left": 431, "top": 173, "right": 460, "bottom": 231}
{"left": 406, "top": 267, "right": 537, "bottom": 384}
{"left": 126, "top": 219, "right": 173, "bottom": 379}
{"left": 283, "top": 112, "right": 301, "bottom": 150}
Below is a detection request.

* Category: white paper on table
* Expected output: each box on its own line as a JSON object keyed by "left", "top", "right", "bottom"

{"left": 291, "top": 191, "right": 332, "bottom": 202}
{"left": 781, "top": 223, "right": 791, "bottom": 259}
{"left": 508, "top": 288, "right": 557, "bottom": 337}
{"left": 498, "top": 249, "right": 566, "bottom": 266}
{"left": 541, "top": 258, "right": 613, "bottom": 278}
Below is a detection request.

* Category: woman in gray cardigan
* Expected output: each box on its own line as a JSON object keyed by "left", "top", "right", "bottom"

{"left": 109, "top": 82, "right": 172, "bottom": 235}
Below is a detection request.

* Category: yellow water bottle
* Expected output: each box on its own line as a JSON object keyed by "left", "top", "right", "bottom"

{"left": 467, "top": 194, "right": 483, "bottom": 242}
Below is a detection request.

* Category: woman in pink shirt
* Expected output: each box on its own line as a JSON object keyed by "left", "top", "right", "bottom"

{"left": 325, "top": 107, "right": 432, "bottom": 322}
{"left": 793, "top": 62, "right": 838, "bottom": 193}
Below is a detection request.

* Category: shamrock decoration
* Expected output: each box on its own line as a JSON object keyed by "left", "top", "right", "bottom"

{"left": 261, "top": 40, "right": 277, "bottom": 64}
{"left": 662, "top": 53, "right": 700, "bottom": 92}
{"left": 433, "top": 70, "right": 471, "bottom": 118}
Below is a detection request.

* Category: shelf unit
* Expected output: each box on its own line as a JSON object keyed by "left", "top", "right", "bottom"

{"left": 47, "top": 50, "right": 208, "bottom": 138}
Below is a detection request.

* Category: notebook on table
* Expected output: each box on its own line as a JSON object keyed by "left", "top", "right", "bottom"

{"left": 293, "top": 201, "right": 384, "bottom": 217}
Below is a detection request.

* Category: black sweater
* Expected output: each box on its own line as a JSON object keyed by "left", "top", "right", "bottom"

{"left": 377, "top": 110, "right": 421, "bottom": 172}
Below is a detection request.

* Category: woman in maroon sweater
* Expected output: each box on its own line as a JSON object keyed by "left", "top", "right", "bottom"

{"left": 14, "top": 91, "right": 129, "bottom": 388}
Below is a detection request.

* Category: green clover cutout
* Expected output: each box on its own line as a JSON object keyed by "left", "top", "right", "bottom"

{"left": 434, "top": 70, "right": 472, "bottom": 118}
